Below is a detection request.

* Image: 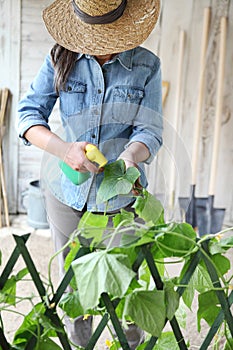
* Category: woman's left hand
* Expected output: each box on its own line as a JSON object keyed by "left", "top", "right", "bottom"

{"left": 120, "top": 158, "right": 142, "bottom": 196}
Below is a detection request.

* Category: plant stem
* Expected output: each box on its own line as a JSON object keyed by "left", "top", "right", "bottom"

{"left": 198, "top": 246, "right": 228, "bottom": 285}
{"left": 47, "top": 237, "right": 75, "bottom": 296}
{"left": 106, "top": 220, "right": 129, "bottom": 250}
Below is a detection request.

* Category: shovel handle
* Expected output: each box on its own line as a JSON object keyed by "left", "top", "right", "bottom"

{"left": 208, "top": 17, "right": 227, "bottom": 195}
{"left": 169, "top": 29, "right": 185, "bottom": 206}
{"left": 191, "top": 7, "right": 211, "bottom": 185}
{"left": 0, "top": 88, "right": 9, "bottom": 126}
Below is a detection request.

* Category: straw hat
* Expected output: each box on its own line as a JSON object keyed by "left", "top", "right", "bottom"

{"left": 43, "top": 0, "right": 160, "bottom": 55}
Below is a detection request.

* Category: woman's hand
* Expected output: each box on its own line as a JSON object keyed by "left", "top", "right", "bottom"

{"left": 62, "top": 141, "right": 99, "bottom": 173}
{"left": 119, "top": 158, "right": 142, "bottom": 195}
{"left": 24, "top": 126, "right": 99, "bottom": 174}
{"left": 118, "top": 142, "right": 150, "bottom": 195}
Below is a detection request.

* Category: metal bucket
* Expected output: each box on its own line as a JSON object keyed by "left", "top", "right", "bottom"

{"left": 26, "top": 180, "right": 49, "bottom": 229}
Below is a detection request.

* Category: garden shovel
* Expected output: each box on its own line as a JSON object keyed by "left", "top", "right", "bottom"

{"left": 195, "top": 16, "right": 227, "bottom": 235}
{"left": 178, "top": 7, "right": 211, "bottom": 230}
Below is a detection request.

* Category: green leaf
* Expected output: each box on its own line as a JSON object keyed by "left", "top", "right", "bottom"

{"left": 72, "top": 251, "right": 135, "bottom": 311}
{"left": 154, "top": 331, "right": 180, "bottom": 350}
{"left": 64, "top": 238, "right": 80, "bottom": 271}
{"left": 154, "top": 258, "right": 165, "bottom": 279}
{"left": 120, "top": 234, "right": 140, "bottom": 246}
{"left": 181, "top": 282, "right": 195, "bottom": 310}
{"left": 113, "top": 209, "right": 135, "bottom": 228}
{"left": 132, "top": 190, "right": 164, "bottom": 225}
{"left": 13, "top": 303, "right": 45, "bottom": 347}
{"left": 197, "top": 290, "right": 221, "bottom": 331}
{"left": 223, "top": 338, "right": 233, "bottom": 350}
{"left": 138, "top": 257, "right": 165, "bottom": 290}
{"left": 78, "top": 211, "right": 109, "bottom": 246}
{"left": 109, "top": 246, "right": 138, "bottom": 267}
{"left": 115, "top": 298, "right": 126, "bottom": 320}
{"left": 191, "top": 264, "right": 213, "bottom": 294}
{"left": 155, "top": 223, "right": 196, "bottom": 258}
{"left": 130, "top": 230, "right": 156, "bottom": 247}
{"left": 138, "top": 260, "right": 152, "bottom": 289}
{"left": 0, "top": 268, "right": 29, "bottom": 306}
{"left": 59, "top": 291, "right": 84, "bottom": 319}
{"left": 123, "top": 290, "right": 166, "bottom": 337}
{"left": 16, "top": 268, "right": 29, "bottom": 281}
{"left": 175, "top": 301, "right": 187, "bottom": 329}
{"left": 37, "top": 338, "right": 62, "bottom": 350}
{"left": 0, "top": 276, "right": 16, "bottom": 305}
{"left": 209, "top": 234, "right": 233, "bottom": 254}
{"left": 211, "top": 254, "right": 230, "bottom": 277}
{"left": 96, "top": 160, "right": 140, "bottom": 204}
{"left": 39, "top": 314, "right": 63, "bottom": 338}
{"left": 181, "top": 263, "right": 213, "bottom": 309}
{"left": 137, "top": 333, "right": 181, "bottom": 350}
{"left": 164, "top": 281, "right": 180, "bottom": 320}
{"left": 13, "top": 307, "right": 64, "bottom": 349}
{"left": 64, "top": 238, "right": 81, "bottom": 290}
{"left": 219, "top": 234, "right": 233, "bottom": 248}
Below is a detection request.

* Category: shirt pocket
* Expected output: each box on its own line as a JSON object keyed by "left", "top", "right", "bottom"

{"left": 60, "top": 80, "right": 87, "bottom": 116}
{"left": 111, "top": 86, "right": 144, "bottom": 124}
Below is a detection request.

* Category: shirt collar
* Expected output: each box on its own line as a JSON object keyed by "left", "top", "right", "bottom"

{"left": 115, "top": 49, "right": 133, "bottom": 71}
{"left": 77, "top": 53, "right": 84, "bottom": 60}
{"left": 76, "top": 49, "right": 134, "bottom": 71}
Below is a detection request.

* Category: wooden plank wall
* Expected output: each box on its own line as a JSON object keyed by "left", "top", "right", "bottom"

{"left": 4, "top": 0, "right": 233, "bottom": 226}
{"left": 18, "top": 0, "right": 57, "bottom": 212}
{"left": 0, "top": 0, "right": 21, "bottom": 213}
{"left": 144, "top": 0, "right": 233, "bottom": 226}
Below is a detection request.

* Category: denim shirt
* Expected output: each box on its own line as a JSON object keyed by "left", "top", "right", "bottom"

{"left": 18, "top": 46, "right": 163, "bottom": 212}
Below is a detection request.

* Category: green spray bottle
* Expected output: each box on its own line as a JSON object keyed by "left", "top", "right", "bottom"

{"left": 59, "top": 144, "right": 108, "bottom": 185}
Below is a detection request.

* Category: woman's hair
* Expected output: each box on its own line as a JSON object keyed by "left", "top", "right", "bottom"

{"left": 50, "top": 43, "right": 77, "bottom": 93}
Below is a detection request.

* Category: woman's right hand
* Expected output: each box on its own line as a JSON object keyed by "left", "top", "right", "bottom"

{"left": 24, "top": 126, "right": 99, "bottom": 173}
{"left": 62, "top": 141, "right": 99, "bottom": 173}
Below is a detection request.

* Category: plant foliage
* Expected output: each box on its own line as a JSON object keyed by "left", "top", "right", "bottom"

{"left": 0, "top": 160, "right": 233, "bottom": 349}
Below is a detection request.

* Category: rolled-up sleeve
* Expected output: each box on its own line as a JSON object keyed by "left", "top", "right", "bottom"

{"left": 125, "top": 58, "right": 163, "bottom": 164}
{"left": 18, "top": 54, "right": 58, "bottom": 145}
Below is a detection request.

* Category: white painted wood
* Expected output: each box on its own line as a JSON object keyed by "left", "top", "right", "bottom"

{"left": 1, "top": 0, "right": 232, "bottom": 226}
{"left": 17, "top": 0, "right": 58, "bottom": 213}
{"left": 145, "top": 0, "right": 201, "bottom": 208}
{"left": 208, "top": 16, "right": 227, "bottom": 195}
{"left": 212, "top": 0, "right": 233, "bottom": 226}
{"left": 168, "top": 29, "right": 186, "bottom": 207}
{"left": 198, "top": 0, "right": 232, "bottom": 226}
{"left": 191, "top": 7, "right": 211, "bottom": 186}
{"left": 0, "top": 0, "right": 21, "bottom": 214}
{"left": 145, "top": 0, "right": 233, "bottom": 226}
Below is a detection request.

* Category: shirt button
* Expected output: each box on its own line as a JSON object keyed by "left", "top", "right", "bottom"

{"left": 67, "top": 86, "right": 72, "bottom": 91}
{"left": 91, "top": 134, "right": 96, "bottom": 139}
{"left": 98, "top": 89, "right": 102, "bottom": 94}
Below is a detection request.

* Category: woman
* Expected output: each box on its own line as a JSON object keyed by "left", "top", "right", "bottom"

{"left": 18, "top": 0, "right": 163, "bottom": 348}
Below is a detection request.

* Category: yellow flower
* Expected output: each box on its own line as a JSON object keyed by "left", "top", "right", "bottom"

{"left": 71, "top": 241, "right": 77, "bottom": 248}
{"left": 83, "top": 314, "right": 91, "bottom": 320}
{"left": 215, "top": 233, "right": 223, "bottom": 241}
{"left": 105, "top": 339, "right": 113, "bottom": 348}
{"left": 49, "top": 302, "right": 56, "bottom": 309}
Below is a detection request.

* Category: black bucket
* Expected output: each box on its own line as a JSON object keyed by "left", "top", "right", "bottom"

{"left": 26, "top": 180, "right": 49, "bottom": 229}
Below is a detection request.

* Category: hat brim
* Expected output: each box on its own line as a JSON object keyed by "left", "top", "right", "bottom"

{"left": 43, "top": 0, "right": 160, "bottom": 55}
